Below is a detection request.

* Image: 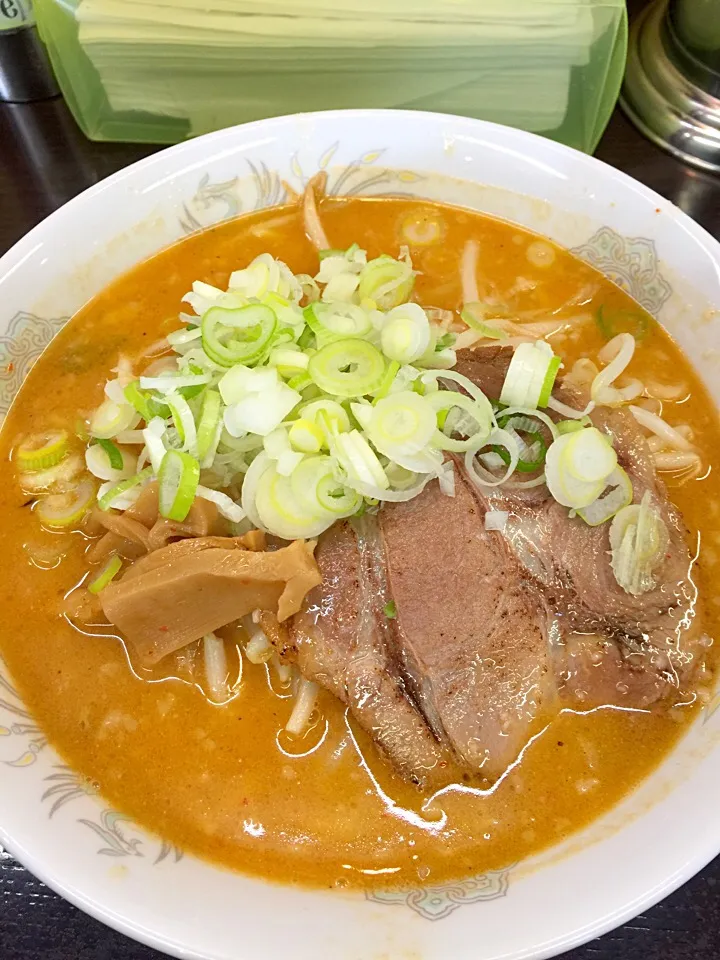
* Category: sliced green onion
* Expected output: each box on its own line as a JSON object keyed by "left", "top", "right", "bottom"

{"left": 139, "top": 372, "right": 210, "bottom": 394}
{"left": 331, "top": 430, "right": 389, "bottom": 490}
{"left": 545, "top": 428, "right": 617, "bottom": 509}
{"left": 609, "top": 491, "right": 669, "bottom": 594}
{"left": 299, "top": 398, "right": 351, "bottom": 436}
{"left": 289, "top": 418, "right": 324, "bottom": 454}
{"left": 564, "top": 427, "right": 617, "bottom": 483}
{"left": 268, "top": 347, "right": 310, "bottom": 378}
{"left": 556, "top": 418, "right": 590, "bottom": 435}
{"left": 308, "top": 338, "right": 386, "bottom": 398}
{"left": 290, "top": 455, "right": 359, "bottom": 518}
{"left": 367, "top": 391, "right": 436, "bottom": 459}
{"left": 357, "top": 254, "right": 414, "bottom": 310}
{"left": 461, "top": 304, "right": 507, "bottom": 339}
{"left": 19, "top": 454, "right": 83, "bottom": 493}
{"left": 16, "top": 430, "right": 69, "bottom": 472}
{"left": 196, "top": 389, "right": 222, "bottom": 464}
{"left": 494, "top": 415, "right": 548, "bottom": 472}
{"left": 464, "top": 427, "right": 520, "bottom": 489}
{"left": 287, "top": 372, "right": 314, "bottom": 393}
{"left": 196, "top": 484, "right": 245, "bottom": 523}
{"left": 255, "top": 462, "right": 336, "bottom": 540}
{"left": 93, "top": 438, "right": 123, "bottom": 470}
{"left": 219, "top": 365, "right": 278, "bottom": 405}
{"left": 425, "top": 390, "right": 493, "bottom": 453}
{"left": 499, "top": 341, "right": 560, "bottom": 409}
{"left": 97, "top": 467, "right": 153, "bottom": 511}
{"left": 166, "top": 392, "right": 197, "bottom": 455}
{"left": 85, "top": 441, "right": 137, "bottom": 483}
{"left": 577, "top": 467, "right": 633, "bottom": 526}
{"left": 240, "top": 451, "right": 271, "bottom": 531}
{"left": 89, "top": 399, "right": 138, "bottom": 440}
{"left": 124, "top": 380, "right": 166, "bottom": 422}
{"left": 35, "top": 477, "right": 95, "bottom": 528}
{"left": 370, "top": 360, "right": 401, "bottom": 401}
{"left": 177, "top": 363, "right": 210, "bottom": 400}
{"left": 538, "top": 355, "right": 562, "bottom": 407}
{"left": 158, "top": 450, "right": 200, "bottom": 522}
{"left": 596, "top": 304, "right": 649, "bottom": 341}
{"left": 201, "top": 304, "right": 277, "bottom": 367}
{"left": 87, "top": 554, "right": 123, "bottom": 594}
{"left": 321, "top": 272, "right": 361, "bottom": 303}
{"left": 380, "top": 303, "right": 431, "bottom": 364}
{"left": 142, "top": 417, "right": 168, "bottom": 474}
{"left": 305, "top": 302, "right": 372, "bottom": 343}
{"left": 224, "top": 382, "right": 301, "bottom": 438}
{"left": 167, "top": 326, "right": 202, "bottom": 347}
{"left": 384, "top": 600, "right": 397, "bottom": 619}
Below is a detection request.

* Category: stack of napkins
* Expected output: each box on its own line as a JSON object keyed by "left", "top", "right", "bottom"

{"left": 75, "top": 0, "right": 599, "bottom": 137}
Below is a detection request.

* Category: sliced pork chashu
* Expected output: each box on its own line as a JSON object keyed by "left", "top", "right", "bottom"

{"left": 380, "top": 468, "right": 554, "bottom": 779}
{"left": 288, "top": 519, "right": 456, "bottom": 787}
{"left": 287, "top": 470, "right": 554, "bottom": 784}
{"left": 454, "top": 344, "right": 702, "bottom": 706}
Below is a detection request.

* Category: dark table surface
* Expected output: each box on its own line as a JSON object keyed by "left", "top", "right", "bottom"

{"left": 2, "top": 31, "right": 720, "bottom": 960}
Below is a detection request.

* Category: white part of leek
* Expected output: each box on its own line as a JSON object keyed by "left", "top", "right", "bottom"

{"left": 142, "top": 417, "right": 168, "bottom": 474}
{"left": 89, "top": 399, "right": 138, "bottom": 440}
{"left": 196, "top": 485, "right": 245, "bottom": 523}
{"left": 380, "top": 303, "right": 431, "bottom": 364}
{"left": 438, "top": 461, "right": 456, "bottom": 497}
{"left": 224, "top": 383, "right": 300, "bottom": 438}
{"left": 240, "top": 451, "right": 271, "bottom": 532}
{"left": 139, "top": 373, "right": 210, "bottom": 393}
{"left": 85, "top": 444, "right": 137, "bottom": 483}
{"left": 97, "top": 479, "right": 143, "bottom": 512}
{"left": 167, "top": 327, "right": 202, "bottom": 347}
{"left": 464, "top": 427, "right": 519, "bottom": 489}
{"left": 114, "top": 430, "right": 146, "bottom": 445}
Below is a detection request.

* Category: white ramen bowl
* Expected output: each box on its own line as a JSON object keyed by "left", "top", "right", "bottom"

{"left": 0, "top": 110, "right": 719, "bottom": 960}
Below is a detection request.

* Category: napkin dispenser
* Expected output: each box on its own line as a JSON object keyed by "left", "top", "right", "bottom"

{"left": 34, "top": 0, "right": 627, "bottom": 151}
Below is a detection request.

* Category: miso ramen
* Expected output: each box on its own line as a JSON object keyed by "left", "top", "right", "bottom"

{"left": 0, "top": 187, "right": 717, "bottom": 891}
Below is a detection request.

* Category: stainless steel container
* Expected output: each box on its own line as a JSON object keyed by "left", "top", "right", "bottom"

{"left": 622, "top": 0, "right": 720, "bottom": 173}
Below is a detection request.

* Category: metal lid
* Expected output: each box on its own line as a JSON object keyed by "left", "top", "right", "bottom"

{"left": 621, "top": 0, "right": 720, "bottom": 175}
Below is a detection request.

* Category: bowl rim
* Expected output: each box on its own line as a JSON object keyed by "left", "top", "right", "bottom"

{"left": 1, "top": 107, "right": 720, "bottom": 960}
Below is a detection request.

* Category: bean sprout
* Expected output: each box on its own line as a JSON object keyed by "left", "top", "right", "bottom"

{"left": 302, "top": 173, "right": 329, "bottom": 251}
{"left": 629, "top": 405, "right": 694, "bottom": 451}
{"left": 654, "top": 451, "right": 702, "bottom": 473}
{"left": 286, "top": 678, "right": 319, "bottom": 735}
{"left": 591, "top": 333, "right": 643, "bottom": 405}
{"left": 203, "top": 632, "right": 230, "bottom": 702}
{"left": 645, "top": 380, "right": 688, "bottom": 401}
{"left": 460, "top": 239, "right": 480, "bottom": 304}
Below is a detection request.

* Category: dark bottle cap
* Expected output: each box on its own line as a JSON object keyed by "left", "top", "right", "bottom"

{"left": 0, "top": 2, "right": 60, "bottom": 103}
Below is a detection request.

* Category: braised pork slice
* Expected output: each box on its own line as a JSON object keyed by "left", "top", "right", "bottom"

{"left": 289, "top": 519, "right": 455, "bottom": 787}
{"left": 379, "top": 468, "right": 554, "bottom": 780}
{"left": 454, "top": 344, "right": 702, "bottom": 706}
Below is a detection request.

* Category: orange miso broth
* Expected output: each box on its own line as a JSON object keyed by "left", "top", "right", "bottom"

{"left": 0, "top": 197, "right": 718, "bottom": 891}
